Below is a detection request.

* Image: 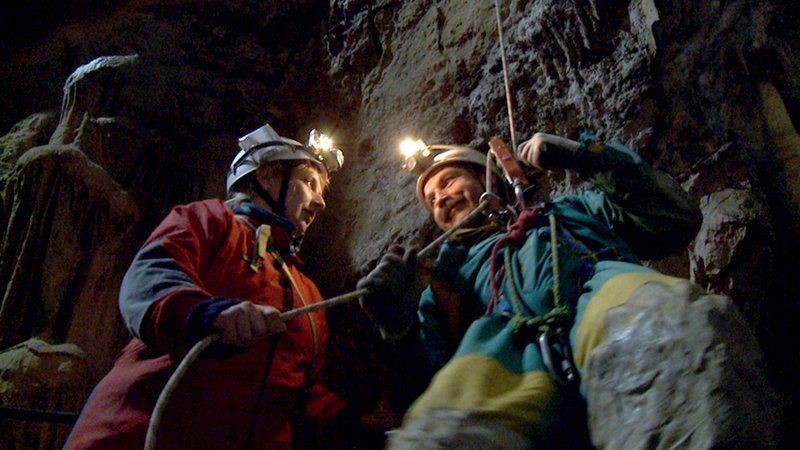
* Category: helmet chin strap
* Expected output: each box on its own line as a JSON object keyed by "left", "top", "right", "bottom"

{"left": 252, "top": 168, "right": 309, "bottom": 252}
{"left": 252, "top": 171, "right": 291, "bottom": 219}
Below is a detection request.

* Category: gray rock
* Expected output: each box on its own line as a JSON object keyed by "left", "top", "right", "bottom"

{"left": 691, "top": 188, "right": 774, "bottom": 327}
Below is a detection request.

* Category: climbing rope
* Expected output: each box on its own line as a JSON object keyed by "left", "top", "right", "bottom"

{"left": 142, "top": 288, "right": 368, "bottom": 450}
{"left": 486, "top": 208, "right": 578, "bottom": 385}
{"left": 504, "top": 213, "right": 574, "bottom": 334}
{"left": 494, "top": 0, "right": 517, "bottom": 152}
{"left": 144, "top": 3, "right": 534, "bottom": 445}
{"left": 144, "top": 332, "right": 218, "bottom": 450}
{"left": 508, "top": 214, "right": 573, "bottom": 335}
{"left": 143, "top": 198, "right": 492, "bottom": 449}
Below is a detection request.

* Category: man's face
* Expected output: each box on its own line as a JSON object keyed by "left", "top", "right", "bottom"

{"left": 283, "top": 164, "right": 327, "bottom": 236}
{"left": 259, "top": 163, "right": 327, "bottom": 236}
{"left": 422, "top": 165, "right": 484, "bottom": 231}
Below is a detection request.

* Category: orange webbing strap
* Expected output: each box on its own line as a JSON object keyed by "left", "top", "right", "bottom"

{"left": 489, "top": 137, "right": 529, "bottom": 188}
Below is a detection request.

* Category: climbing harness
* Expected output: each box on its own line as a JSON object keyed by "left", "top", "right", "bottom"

{"left": 489, "top": 0, "right": 579, "bottom": 386}
{"left": 241, "top": 217, "right": 319, "bottom": 449}
{"left": 145, "top": 216, "right": 325, "bottom": 450}
{"left": 487, "top": 209, "right": 579, "bottom": 386}
{"left": 146, "top": 3, "right": 576, "bottom": 446}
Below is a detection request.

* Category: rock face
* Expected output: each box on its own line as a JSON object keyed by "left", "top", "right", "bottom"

{"left": 0, "top": 143, "right": 139, "bottom": 376}
{"left": 0, "top": 338, "right": 93, "bottom": 450}
{"left": 691, "top": 188, "right": 773, "bottom": 325}
{"left": 0, "top": 0, "right": 797, "bottom": 448}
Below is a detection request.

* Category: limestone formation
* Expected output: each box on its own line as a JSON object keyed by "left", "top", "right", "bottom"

{"left": 0, "top": 145, "right": 139, "bottom": 375}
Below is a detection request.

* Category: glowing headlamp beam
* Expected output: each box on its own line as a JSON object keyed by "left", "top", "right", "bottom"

{"left": 400, "top": 138, "right": 427, "bottom": 158}
{"left": 315, "top": 135, "right": 333, "bottom": 151}
{"left": 308, "top": 129, "right": 334, "bottom": 152}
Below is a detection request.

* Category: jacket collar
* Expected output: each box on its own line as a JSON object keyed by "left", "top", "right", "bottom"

{"left": 234, "top": 203, "right": 302, "bottom": 258}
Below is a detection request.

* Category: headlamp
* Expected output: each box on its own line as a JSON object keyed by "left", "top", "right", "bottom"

{"left": 400, "top": 138, "right": 478, "bottom": 174}
{"left": 227, "top": 124, "right": 346, "bottom": 194}
{"left": 400, "top": 138, "right": 432, "bottom": 172}
{"left": 306, "top": 129, "right": 344, "bottom": 174}
{"left": 399, "top": 138, "right": 501, "bottom": 207}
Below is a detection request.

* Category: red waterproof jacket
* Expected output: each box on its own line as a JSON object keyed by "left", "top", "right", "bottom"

{"left": 66, "top": 199, "right": 346, "bottom": 449}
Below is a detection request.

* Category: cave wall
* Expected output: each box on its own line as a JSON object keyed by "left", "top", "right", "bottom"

{"left": 0, "top": 0, "right": 797, "bottom": 448}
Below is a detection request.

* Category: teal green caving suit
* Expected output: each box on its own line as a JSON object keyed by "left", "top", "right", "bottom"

{"left": 391, "top": 136, "right": 702, "bottom": 448}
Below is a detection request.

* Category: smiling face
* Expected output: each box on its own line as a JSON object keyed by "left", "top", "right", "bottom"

{"left": 258, "top": 161, "right": 328, "bottom": 236}
{"left": 422, "top": 164, "right": 485, "bottom": 231}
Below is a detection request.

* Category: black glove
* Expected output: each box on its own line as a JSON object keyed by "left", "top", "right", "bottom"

{"left": 356, "top": 247, "right": 419, "bottom": 341}
{"left": 518, "top": 132, "right": 582, "bottom": 172}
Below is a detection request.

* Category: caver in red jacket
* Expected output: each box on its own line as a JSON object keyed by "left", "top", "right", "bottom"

{"left": 66, "top": 199, "right": 346, "bottom": 450}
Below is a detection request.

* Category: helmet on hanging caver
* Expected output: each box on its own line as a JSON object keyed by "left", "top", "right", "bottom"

{"left": 399, "top": 139, "right": 501, "bottom": 209}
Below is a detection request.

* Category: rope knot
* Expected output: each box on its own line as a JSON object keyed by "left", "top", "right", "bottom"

{"left": 511, "top": 306, "right": 574, "bottom": 343}
{"left": 511, "top": 316, "right": 542, "bottom": 342}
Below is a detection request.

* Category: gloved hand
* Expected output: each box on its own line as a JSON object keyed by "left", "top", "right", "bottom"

{"left": 518, "top": 132, "right": 582, "bottom": 172}
{"left": 356, "top": 247, "right": 419, "bottom": 341}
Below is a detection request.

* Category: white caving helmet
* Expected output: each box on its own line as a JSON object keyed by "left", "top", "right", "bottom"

{"left": 226, "top": 123, "right": 344, "bottom": 194}
{"left": 400, "top": 140, "right": 501, "bottom": 208}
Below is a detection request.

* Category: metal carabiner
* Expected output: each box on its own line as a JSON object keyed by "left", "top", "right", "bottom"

{"left": 538, "top": 331, "right": 579, "bottom": 386}
{"left": 479, "top": 191, "right": 508, "bottom": 212}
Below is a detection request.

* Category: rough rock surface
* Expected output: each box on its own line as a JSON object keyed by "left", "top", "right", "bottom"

{"left": 0, "top": 0, "right": 797, "bottom": 448}
{"left": 0, "top": 145, "right": 139, "bottom": 375}
{"left": 691, "top": 188, "right": 773, "bottom": 326}
{"left": 0, "top": 111, "right": 59, "bottom": 191}
{"left": 0, "top": 338, "right": 93, "bottom": 450}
